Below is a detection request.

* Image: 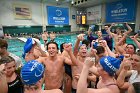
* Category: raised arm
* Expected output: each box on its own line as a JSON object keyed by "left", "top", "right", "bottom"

{"left": 101, "top": 40, "right": 116, "bottom": 57}
{"left": 117, "top": 23, "right": 132, "bottom": 46}
{"left": 130, "top": 34, "right": 140, "bottom": 49}
{"left": 0, "top": 64, "right": 8, "bottom": 93}
{"left": 64, "top": 43, "right": 78, "bottom": 66}
{"left": 89, "top": 65, "right": 99, "bottom": 77}
{"left": 77, "top": 57, "right": 94, "bottom": 93}
{"left": 117, "top": 69, "right": 129, "bottom": 89}
{"left": 87, "top": 27, "right": 92, "bottom": 37}
{"left": 116, "top": 60, "right": 132, "bottom": 89}
{"left": 106, "top": 23, "right": 115, "bottom": 38}
{"left": 125, "top": 22, "right": 132, "bottom": 33}
{"left": 116, "top": 59, "right": 132, "bottom": 77}
{"left": 74, "top": 34, "right": 85, "bottom": 56}
{"left": 77, "top": 57, "right": 113, "bottom": 93}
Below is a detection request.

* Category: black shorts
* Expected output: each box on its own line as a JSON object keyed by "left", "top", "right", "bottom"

{"left": 64, "top": 63, "right": 72, "bottom": 78}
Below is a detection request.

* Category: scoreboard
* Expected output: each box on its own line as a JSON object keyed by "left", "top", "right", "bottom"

{"left": 76, "top": 11, "right": 86, "bottom": 25}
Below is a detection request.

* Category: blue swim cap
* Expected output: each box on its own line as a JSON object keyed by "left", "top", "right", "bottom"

{"left": 100, "top": 56, "right": 121, "bottom": 76}
{"left": 21, "top": 60, "right": 45, "bottom": 85}
{"left": 22, "top": 38, "right": 34, "bottom": 58}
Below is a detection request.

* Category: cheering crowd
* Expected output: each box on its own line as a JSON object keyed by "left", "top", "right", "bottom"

{"left": 0, "top": 23, "right": 140, "bottom": 93}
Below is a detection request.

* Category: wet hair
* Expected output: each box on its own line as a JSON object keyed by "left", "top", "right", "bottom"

{"left": 82, "top": 39, "right": 90, "bottom": 47}
{"left": 60, "top": 42, "right": 65, "bottom": 53}
{"left": 0, "top": 56, "right": 15, "bottom": 65}
{"left": 126, "top": 44, "right": 136, "bottom": 53}
{"left": 78, "top": 44, "right": 88, "bottom": 50}
{"left": 0, "top": 39, "right": 8, "bottom": 49}
{"left": 96, "top": 46, "right": 105, "bottom": 55}
{"left": 104, "top": 24, "right": 110, "bottom": 27}
{"left": 46, "top": 41, "right": 59, "bottom": 50}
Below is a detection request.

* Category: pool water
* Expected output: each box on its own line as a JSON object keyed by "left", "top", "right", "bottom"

{"left": 40, "top": 34, "right": 78, "bottom": 47}
{"left": 7, "top": 39, "right": 25, "bottom": 57}
{"left": 7, "top": 34, "right": 136, "bottom": 63}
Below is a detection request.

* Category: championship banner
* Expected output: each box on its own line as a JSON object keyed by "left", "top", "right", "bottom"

{"left": 106, "top": 0, "right": 137, "bottom": 23}
{"left": 13, "top": 4, "right": 32, "bottom": 20}
{"left": 47, "top": 6, "right": 69, "bottom": 25}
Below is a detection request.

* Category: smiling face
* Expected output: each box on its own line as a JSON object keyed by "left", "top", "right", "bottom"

{"left": 131, "top": 54, "right": 140, "bottom": 70}
{"left": 47, "top": 43, "right": 58, "bottom": 57}
{"left": 78, "top": 44, "right": 87, "bottom": 57}
{"left": 4, "top": 61, "right": 16, "bottom": 77}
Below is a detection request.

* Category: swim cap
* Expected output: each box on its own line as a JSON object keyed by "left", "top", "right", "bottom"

{"left": 100, "top": 56, "right": 121, "bottom": 76}
{"left": 22, "top": 38, "right": 41, "bottom": 58}
{"left": 21, "top": 60, "right": 45, "bottom": 85}
{"left": 22, "top": 38, "right": 34, "bottom": 58}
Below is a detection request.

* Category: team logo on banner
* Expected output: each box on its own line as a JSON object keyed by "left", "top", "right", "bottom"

{"left": 47, "top": 6, "right": 69, "bottom": 25}
{"left": 56, "top": 9, "right": 62, "bottom": 16}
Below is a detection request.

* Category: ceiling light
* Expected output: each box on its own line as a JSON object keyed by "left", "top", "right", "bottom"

{"left": 71, "top": 0, "right": 74, "bottom": 4}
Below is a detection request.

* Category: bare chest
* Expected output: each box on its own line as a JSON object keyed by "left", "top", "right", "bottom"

{"left": 72, "top": 61, "right": 84, "bottom": 75}
{"left": 44, "top": 59, "right": 64, "bottom": 74}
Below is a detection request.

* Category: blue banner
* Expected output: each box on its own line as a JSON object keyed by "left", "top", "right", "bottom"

{"left": 106, "top": 0, "right": 137, "bottom": 23}
{"left": 47, "top": 6, "right": 69, "bottom": 25}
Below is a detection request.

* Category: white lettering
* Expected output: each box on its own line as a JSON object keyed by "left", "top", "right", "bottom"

{"left": 53, "top": 17, "right": 65, "bottom": 20}
{"left": 9, "top": 80, "right": 19, "bottom": 87}
{"left": 111, "top": 8, "right": 127, "bottom": 14}
{"left": 104, "top": 58, "right": 117, "bottom": 72}
{"left": 31, "top": 62, "right": 38, "bottom": 71}
{"left": 55, "top": 21, "right": 64, "bottom": 23}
